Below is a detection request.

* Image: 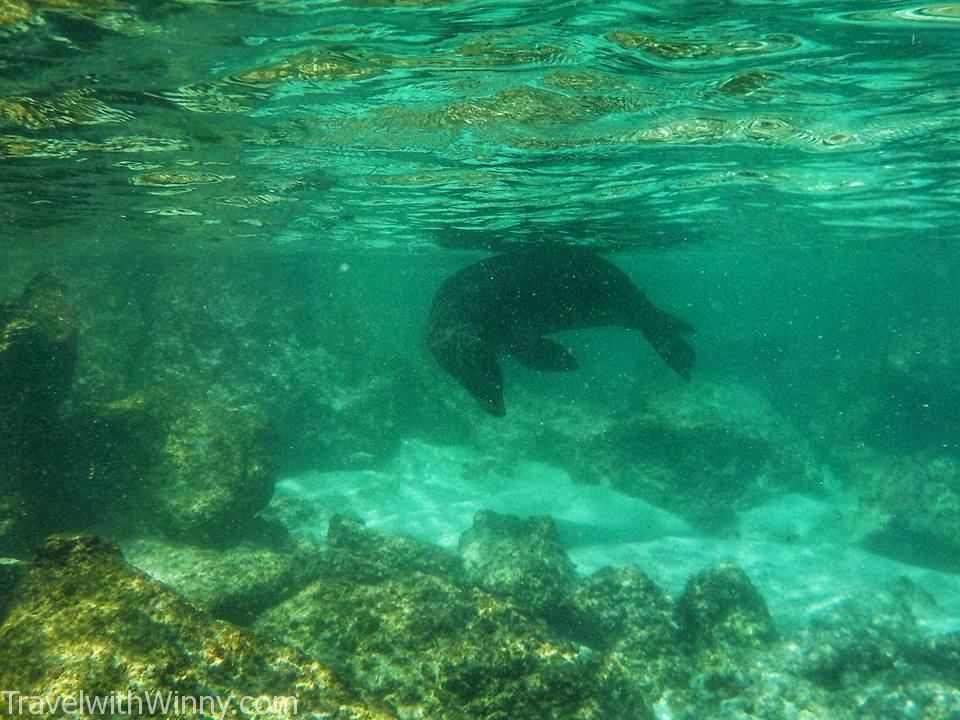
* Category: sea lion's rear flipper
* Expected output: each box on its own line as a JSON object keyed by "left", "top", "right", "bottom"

{"left": 631, "top": 300, "right": 696, "bottom": 380}
{"left": 461, "top": 349, "right": 507, "bottom": 416}
{"left": 509, "top": 336, "right": 580, "bottom": 372}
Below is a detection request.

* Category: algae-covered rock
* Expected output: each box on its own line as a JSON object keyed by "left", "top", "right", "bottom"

{"left": 656, "top": 652, "right": 847, "bottom": 720}
{"left": 0, "top": 273, "right": 79, "bottom": 554}
{"left": 140, "top": 400, "right": 277, "bottom": 545}
{"left": 795, "top": 589, "right": 917, "bottom": 690}
{"left": 605, "top": 383, "right": 818, "bottom": 533}
{"left": 0, "top": 272, "right": 77, "bottom": 425}
{"left": 0, "top": 556, "right": 27, "bottom": 619}
{"left": 122, "top": 536, "right": 321, "bottom": 625}
{"left": 470, "top": 382, "right": 817, "bottom": 534}
{"left": 0, "top": 534, "right": 394, "bottom": 720}
{"left": 568, "top": 565, "right": 677, "bottom": 650}
{"left": 257, "top": 517, "right": 625, "bottom": 720}
{"left": 457, "top": 510, "right": 577, "bottom": 621}
{"left": 566, "top": 565, "right": 685, "bottom": 714}
{"left": 853, "top": 452, "right": 960, "bottom": 573}
{"left": 906, "top": 633, "right": 960, "bottom": 688}
{"left": 325, "top": 514, "right": 463, "bottom": 582}
{"left": 675, "top": 562, "right": 778, "bottom": 652}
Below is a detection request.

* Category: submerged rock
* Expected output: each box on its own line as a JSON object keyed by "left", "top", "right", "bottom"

{"left": 457, "top": 510, "right": 577, "bottom": 621}
{"left": 325, "top": 514, "right": 463, "bottom": 582}
{"left": 257, "top": 517, "right": 625, "bottom": 720}
{"left": 138, "top": 400, "right": 277, "bottom": 545}
{"left": 468, "top": 381, "right": 817, "bottom": 535}
{"left": 852, "top": 452, "right": 960, "bottom": 572}
{"left": 0, "top": 271, "right": 280, "bottom": 554}
{"left": 795, "top": 589, "right": 918, "bottom": 690}
{"left": 0, "top": 534, "right": 394, "bottom": 720}
{"left": 0, "top": 556, "right": 27, "bottom": 619}
{"left": 0, "top": 273, "right": 79, "bottom": 554}
{"left": 0, "top": 272, "right": 77, "bottom": 419}
{"left": 567, "top": 565, "right": 685, "bottom": 713}
{"left": 675, "top": 563, "right": 779, "bottom": 652}
{"left": 122, "top": 536, "right": 321, "bottom": 625}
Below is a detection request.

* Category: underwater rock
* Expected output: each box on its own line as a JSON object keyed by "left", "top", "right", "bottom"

{"left": 875, "top": 318, "right": 960, "bottom": 450}
{"left": 0, "top": 273, "right": 79, "bottom": 554}
{"left": 0, "top": 492, "right": 33, "bottom": 558}
{"left": 906, "top": 633, "right": 960, "bottom": 688}
{"left": 566, "top": 565, "right": 685, "bottom": 713}
{"left": 325, "top": 515, "right": 464, "bottom": 582}
{"left": 140, "top": 400, "right": 277, "bottom": 546}
{"left": 122, "top": 536, "right": 322, "bottom": 625}
{"left": 656, "top": 652, "right": 844, "bottom": 720}
{"left": 0, "top": 534, "right": 395, "bottom": 720}
{"left": 794, "top": 589, "right": 918, "bottom": 690}
{"left": 608, "top": 383, "right": 818, "bottom": 533}
{"left": 854, "top": 452, "right": 960, "bottom": 573}
{"left": 675, "top": 563, "right": 778, "bottom": 653}
{"left": 78, "top": 255, "right": 413, "bottom": 473}
{"left": 457, "top": 510, "right": 577, "bottom": 621}
{"left": 470, "top": 381, "right": 816, "bottom": 534}
{"left": 855, "top": 679, "right": 960, "bottom": 720}
{"left": 0, "top": 556, "right": 27, "bottom": 619}
{"left": 0, "top": 272, "right": 77, "bottom": 424}
{"left": 567, "top": 565, "right": 678, "bottom": 653}
{"left": 257, "top": 518, "right": 626, "bottom": 720}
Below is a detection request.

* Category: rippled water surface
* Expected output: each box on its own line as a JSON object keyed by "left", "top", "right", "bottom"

{"left": 2, "top": 0, "right": 959, "bottom": 252}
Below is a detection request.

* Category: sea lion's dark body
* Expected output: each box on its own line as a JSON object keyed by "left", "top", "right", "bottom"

{"left": 426, "top": 247, "right": 695, "bottom": 416}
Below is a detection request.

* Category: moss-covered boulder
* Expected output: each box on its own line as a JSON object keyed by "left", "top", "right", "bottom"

{"left": 0, "top": 272, "right": 77, "bottom": 421}
{"left": 0, "top": 534, "right": 394, "bottom": 720}
{"left": 853, "top": 452, "right": 960, "bottom": 573}
{"left": 0, "top": 556, "right": 27, "bottom": 620}
{"left": 122, "top": 536, "right": 321, "bottom": 625}
{"left": 566, "top": 565, "right": 684, "bottom": 715}
{"left": 256, "top": 516, "right": 625, "bottom": 720}
{"left": 457, "top": 510, "right": 577, "bottom": 621}
{"left": 466, "top": 382, "right": 819, "bottom": 534}
{"left": 675, "top": 562, "right": 779, "bottom": 653}
{"left": 0, "top": 273, "right": 79, "bottom": 554}
{"left": 795, "top": 589, "right": 918, "bottom": 690}
{"left": 138, "top": 400, "right": 277, "bottom": 545}
{"left": 0, "top": 271, "right": 279, "bottom": 554}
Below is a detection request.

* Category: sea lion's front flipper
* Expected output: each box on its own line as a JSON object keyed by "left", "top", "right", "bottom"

{"left": 509, "top": 336, "right": 580, "bottom": 372}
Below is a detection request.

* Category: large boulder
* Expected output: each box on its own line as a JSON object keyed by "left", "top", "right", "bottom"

{"left": 122, "top": 536, "right": 321, "bottom": 625}
{"left": 0, "top": 273, "right": 79, "bottom": 554}
{"left": 137, "top": 399, "right": 277, "bottom": 545}
{"left": 467, "top": 381, "right": 820, "bottom": 534}
{"left": 0, "top": 534, "right": 393, "bottom": 720}
{"left": 457, "top": 510, "right": 577, "bottom": 622}
{"left": 256, "top": 516, "right": 627, "bottom": 720}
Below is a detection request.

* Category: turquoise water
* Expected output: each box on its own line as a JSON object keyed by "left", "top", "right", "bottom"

{"left": 2, "top": 0, "right": 959, "bottom": 251}
{"left": 2, "top": 0, "right": 960, "bottom": 716}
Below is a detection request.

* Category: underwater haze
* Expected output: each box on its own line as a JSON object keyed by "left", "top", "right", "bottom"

{"left": 2, "top": 1, "right": 960, "bottom": 718}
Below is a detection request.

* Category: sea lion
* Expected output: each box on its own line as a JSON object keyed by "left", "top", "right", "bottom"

{"left": 426, "top": 247, "right": 695, "bottom": 416}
